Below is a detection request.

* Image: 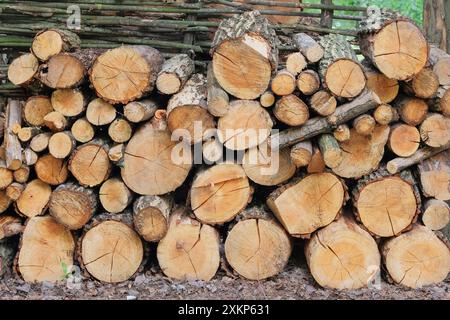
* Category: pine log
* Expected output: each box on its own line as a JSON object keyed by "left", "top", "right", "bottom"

{"left": 90, "top": 45, "right": 164, "bottom": 104}
{"left": 307, "top": 147, "right": 326, "bottom": 174}
{"left": 428, "top": 46, "right": 450, "bottom": 86}
{"left": 35, "top": 154, "right": 68, "bottom": 185}
{"left": 156, "top": 54, "right": 195, "bottom": 94}
{"left": 359, "top": 10, "right": 428, "bottom": 80}
{"left": 396, "top": 97, "right": 429, "bottom": 126}
{"left": 23, "top": 96, "right": 53, "bottom": 127}
{"left": 333, "top": 124, "right": 351, "bottom": 142}
{"left": 310, "top": 90, "right": 337, "bottom": 116}
{"left": 422, "top": 199, "right": 450, "bottom": 231}
{"left": 123, "top": 99, "right": 158, "bottom": 123}
{"left": 353, "top": 114, "right": 376, "bottom": 136}
{"left": 318, "top": 134, "right": 342, "bottom": 169}
{"left": 267, "top": 172, "right": 347, "bottom": 238}
{"left": 206, "top": 63, "right": 229, "bottom": 117}
{"left": 419, "top": 113, "right": 450, "bottom": 148}
{"left": 286, "top": 52, "right": 307, "bottom": 75}
{"left": 121, "top": 117, "right": 192, "bottom": 195}
{"left": 353, "top": 169, "right": 420, "bottom": 237}
{"left": 218, "top": 100, "right": 273, "bottom": 150}
{"left": 290, "top": 141, "right": 312, "bottom": 168}
{"left": 364, "top": 65, "right": 399, "bottom": 104}
{"left": 373, "top": 104, "right": 398, "bottom": 125}
{"left": 99, "top": 178, "right": 132, "bottom": 214}
{"left": 13, "top": 166, "right": 30, "bottom": 184}
{"left": 191, "top": 163, "right": 251, "bottom": 225}
{"left": 271, "top": 69, "right": 296, "bottom": 96}
{"left": 292, "top": 33, "right": 324, "bottom": 63}
{"left": 242, "top": 142, "right": 296, "bottom": 186}
{"left": 157, "top": 206, "right": 220, "bottom": 281}
{"left": 43, "top": 111, "right": 68, "bottom": 132}
{"left": 259, "top": 91, "right": 276, "bottom": 108}
{"left": 108, "top": 118, "right": 132, "bottom": 143}
{"left": 319, "top": 34, "right": 365, "bottom": 98}
{"left": 86, "top": 98, "right": 116, "bottom": 126}
{"left": 296, "top": 70, "right": 320, "bottom": 96}
{"left": 48, "top": 131, "right": 76, "bottom": 159}
{"left": 0, "top": 161, "right": 13, "bottom": 190}
{"left": 38, "top": 53, "right": 86, "bottom": 89}
{"left": 7, "top": 53, "right": 39, "bottom": 86}
{"left": 305, "top": 215, "right": 380, "bottom": 290}
{"left": 225, "top": 206, "right": 292, "bottom": 280}
{"left": 15, "top": 179, "right": 51, "bottom": 218}
{"left": 71, "top": 118, "right": 95, "bottom": 143}
{"left": 30, "top": 132, "right": 51, "bottom": 153}
{"left": 388, "top": 124, "right": 420, "bottom": 157}
{"left": 80, "top": 218, "right": 143, "bottom": 283}
{"left": 211, "top": 11, "right": 278, "bottom": 99}
{"left": 17, "top": 216, "right": 74, "bottom": 283}
{"left": 417, "top": 150, "right": 450, "bottom": 201}
{"left": 5, "top": 99, "right": 23, "bottom": 170}
{"left": 167, "top": 74, "right": 215, "bottom": 144}
{"left": 68, "top": 140, "right": 111, "bottom": 187}
{"left": 5, "top": 183, "right": 25, "bottom": 201}
{"left": 382, "top": 224, "right": 450, "bottom": 288}
{"left": 273, "top": 94, "right": 309, "bottom": 126}
{"left": 332, "top": 125, "right": 390, "bottom": 179}
{"left": 133, "top": 194, "right": 173, "bottom": 242}
{"left": 51, "top": 88, "right": 86, "bottom": 117}
{"left": 31, "top": 28, "right": 80, "bottom": 61}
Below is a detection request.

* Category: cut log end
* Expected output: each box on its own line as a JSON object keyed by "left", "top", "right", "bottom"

{"left": 8, "top": 53, "right": 39, "bottom": 86}
{"left": 23, "top": 96, "right": 53, "bottom": 127}
{"left": 39, "top": 54, "right": 85, "bottom": 89}
{"left": 422, "top": 199, "right": 450, "bottom": 231}
{"left": 86, "top": 98, "right": 116, "bottom": 126}
{"left": 99, "top": 178, "right": 132, "bottom": 214}
{"left": 325, "top": 59, "right": 366, "bottom": 98}
{"left": 388, "top": 124, "right": 420, "bottom": 157}
{"left": 271, "top": 70, "right": 296, "bottom": 96}
{"left": 273, "top": 94, "right": 309, "bottom": 126}
{"left": 310, "top": 90, "right": 337, "bottom": 116}
{"left": 420, "top": 113, "right": 450, "bottom": 148}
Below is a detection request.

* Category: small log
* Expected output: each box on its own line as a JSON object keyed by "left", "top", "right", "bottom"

{"left": 271, "top": 69, "right": 296, "bottom": 96}
{"left": 292, "top": 33, "right": 324, "bottom": 63}
{"left": 48, "top": 131, "right": 76, "bottom": 159}
{"left": 388, "top": 124, "right": 420, "bottom": 157}
{"left": 71, "top": 118, "right": 95, "bottom": 143}
{"left": 108, "top": 118, "right": 133, "bottom": 143}
{"left": 22, "top": 148, "right": 38, "bottom": 166}
{"left": 310, "top": 90, "right": 337, "bottom": 116}
{"left": 307, "top": 147, "right": 326, "bottom": 174}
{"left": 296, "top": 70, "right": 320, "bottom": 96}
{"left": 382, "top": 224, "right": 450, "bottom": 288}
{"left": 373, "top": 104, "right": 398, "bottom": 125}
{"left": 5, "top": 182, "right": 25, "bottom": 201}
{"left": 15, "top": 179, "right": 51, "bottom": 218}
{"left": 305, "top": 215, "right": 380, "bottom": 290}
{"left": 90, "top": 45, "right": 164, "bottom": 104}
{"left": 333, "top": 124, "right": 351, "bottom": 142}
{"left": 35, "top": 154, "right": 68, "bottom": 186}
{"left": 99, "top": 178, "right": 132, "bottom": 214}
{"left": 133, "top": 194, "right": 173, "bottom": 242}
{"left": 417, "top": 150, "right": 449, "bottom": 201}
{"left": 318, "top": 134, "right": 342, "bottom": 169}
{"left": 353, "top": 114, "right": 376, "bottom": 136}
{"left": 7, "top": 53, "right": 39, "bottom": 86}
{"left": 49, "top": 183, "right": 97, "bottom": 230}
{"left": 51, "top": 88, "right": 86, "bottom": 117}
{"left": 31, "top": 28, "right": 80, "bottom": 61}
{"left": 69, "top": 140, "right": 111, "bottom": 187}
{"left": 123, "top": 99, "right": 158, "bottom": 123}
{"left": 4, "top": 99, "right": 23, "bottom": 170}
{"left": 422, "top": 199, "right": 450, "bottom": 231}
{"left": 157, "top": 206, "right": 220, "bottom": 281}
{"left": 286, "top": 52, "right": 307, "bottom": 75}
{"left": 0, "top": 161, "right": 13, "bottom": 190}
{"left": 13, "top": 166, "right": 30, "bottom": 184}
{"left": 17, "top": 216, "right": 74, "bottom": 283}
{"left": 86, "top": 98, "right": 116, "bottom": 126}
{"left": 429, "top": 46, "right": 450, "bottom": 86}
{"left": 259, "top": 91, "right": 275, "bottom": 108}
{"left": 156, "top": 54, "right": 195, "bottom": 94}
{"left": 273, "top": 94, "right": 309, "bottom": 126}
{"left": 17, "top": 127, "right": 40, "bottom": 143}
{"left": 225, "top": 206, "right": 292, "bottom": 281}
{"left": 407, "top": 68, "right": 440, "bottom": 99}
{"left": 38, "top": 53, "right": 86, "bottom": 89}
{"left": 191, "top": 163, "right": 251, "bottom": 225}
{"left": 290, "top": 141, "right": 313, "bottom": 168}
{"left": 43, "top": 111, "right": 68, "bottom": 132}
{"left": 23, "top": 96, "right": 53, "bottom": 127}
{"left": 396, "top": 97, "right": 429, "bottom": 126}
{"left": 364, "top": 65, "right": 399, "bottom": 104}
{"left": 202, "top": 137, "right": 223, "bottom": 164}
{"left": 267, "top": 172, "right": 347, "bottom": 238}
{"left": 206, "top": 62, "right": 229, "bottom": 117}
{"left": 108, "top": 143, "right": 125, "bottom": 166}
{"left": 420, "top": 113, "right": 450, "bottom": 148}
{"left": 30, "top": 132, "right": 51, "bottom": 153}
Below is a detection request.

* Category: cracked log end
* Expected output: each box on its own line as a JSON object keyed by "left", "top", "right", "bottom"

{"left": 17, "top": 216, "right": 74, "bottom": 283}
{"left": 273, "top": 94, "right": 309, "bottom": 127}
{"left": 365, "top": 70, "right": 399, "bottom": 104}
{"left": 86, "top": 98, "right": 117, "bottom": 126}
{"left": 23, "top": 96, "right": 53, "bottom": 127}
{"left": 419, "top": 113, "right": 450, "bottom": 148}
{"left": 305, "top": 215, "right": 380, "bottom": 290}
{"left": 267, "top": 172, "right": 346, "bottom": 238}
{"left": 39, "top": 53, "right": 85, "bottom": 89}
{"left": 225, "top": 214, "right": 292, "bottom": 281}
{"left": 35, "top": 154, "right": 68, "bottom": 185}
{"left": 191, "top": 163, "right": 251, "bottom": 225}
{"left": 382, "top": 224, "right": 450, "bottom": 288}
{"left": 388, "top": 124, "right": 420, "bottom": 157}
{"left": 90, "top": 46, "right": 164, "bottom": 104}
{"left": 15, "top": 179, "right": 51, "bottom": 218}
{"left": 8, "top": 53, "right": 39, "bottom": 86}
{"left": 81, "top": 220, "right": 143, "bottom": 283}
{"left": 157, "top": 208, "right": 220, "bottom": 281}
{"left": 359, "top": 20, "right": 428, "bottom": 80}
{"left": 325, "top": 59, "right": 366, "bottom": 99}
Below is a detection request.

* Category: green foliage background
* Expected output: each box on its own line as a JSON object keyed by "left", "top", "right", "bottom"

{"left": 305, "top": 0, "right": 424, "bottom": 28}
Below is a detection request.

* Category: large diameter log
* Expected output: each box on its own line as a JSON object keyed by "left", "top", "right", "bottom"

{"left": 31, "top": 29, "right": 80, "bottom": 61}
{"left": 68, "top": 140, "right": 111, "bottom": 187}
{"left": 422, "top": 199, "right": 450, "bottom": 231}
{"left": 218, "top": 100, "right": 273, "bottom": 151}
{"left": 359, "top": 11, "right": 428, "bottom": 80}
{"left": 167, "top": 74, "right": 215, "bottom": 144}
{"left": 417, "top": 150, "right": 450, "bottom": 201}
{"left": 225, "top": 207, "right": 292, "bottom": 281}
{"left": 353, "top": 169, "right": 420, "bottom": 237}
{"left": 270, "top": 89, "right": 381, "bottom": 150}
{"left": 86, "top": 98, "right": 116, "bottom": 126}
{"left": 49, "top": 183, "right": 97, "bottom": 230}
{"left": 121, "top": 120, "right": 192, "bottom": 195}
{"left": 35, "top": 154, "right": 68, "bottom": 185}
{"left": 17, "top": 216, "right": 75, "bottom": 283}
{"left": 15, "top": 179, "right": 51, "bottom": 218}
{"left": 133, "top": 195, "right": 173, "bottom": 242}
{"left": 211, "top": 11, "right": 278, "bottom": 99}
{"left": 156, "top": 54, "right": 194, "bottom": 95}
{"left": 292, "top": 33, "right": 324, "bottom": 63}
{"left": 90, "top": 45, "right": 164, "bottom": 104}
{"left": 273, "top": 94, "right": 309, "bottom": 126}
{"left": 99, "top": 178, "right": 132, "bottom": 214}
{"left": 191, "top": 164, "right": 251, "bottom": 225}
{"left": 5, "top": 99, "right": 23, "bottom": 170}
{"left": 419, "top": 113, "right": 450, "bottom": 148}
{"left": 23, "top": 96, "right": 53, "bottom": 127}
{"left": 267, "top": 172, "right": 347, "bottom": 238}
{"left": 305, "top": 215, "right": 380, "bottom": 290}
{"left": 80, "top": 219, "right": 143, "bottom": 283}
{"left": 382, "top": 224, "right": 450, "bottom": 288}
{"left": 157, "top": 207, "right": 220, "bottom": 281}
{"left": 7, "top": 53, "right": 39, "bottom": 86}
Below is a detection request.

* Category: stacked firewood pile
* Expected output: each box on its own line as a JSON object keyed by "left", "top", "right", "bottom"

{"left": 0, "top": 9, "right": 449, "bottom": 290}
